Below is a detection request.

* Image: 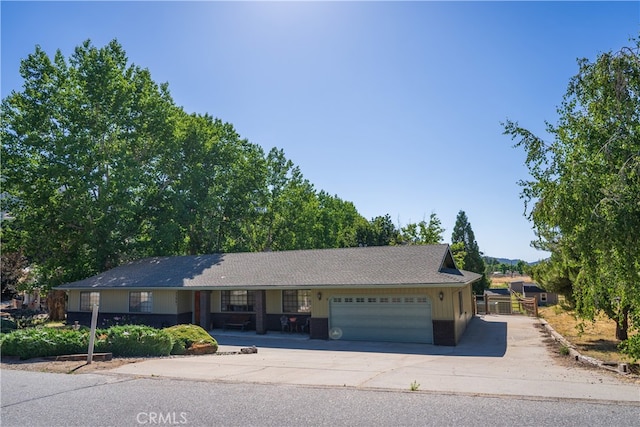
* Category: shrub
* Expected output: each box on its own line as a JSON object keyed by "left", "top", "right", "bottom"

{"left": 0, "top": 328, "right": 88, "bottom": 359}
{"left": 619, "top": 335, "right": 640, "bottom": 363}
{"left": 164, "top": 324, "right": 218, "bottom": 355}
{"left": 1, "top": 317, "right": 17, "bottom": 333}
{"left": 105, "top": 325, "right": 173, "bottom": 357}
{"left": 5, "top": 309, "right": 49, "bottom": 329}
{"left": 559, "top": 345, "right": 570, "bottom": 356}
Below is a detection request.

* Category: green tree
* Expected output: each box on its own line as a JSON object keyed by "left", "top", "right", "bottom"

{"left": 503, "top": 38, "right": 640, "bottom": 343}
{"left": 527, "top": 245, "right": 579, "bottom": 306}
{"left": 400, "top": 213, "right": 444, "bottom": 245}
{"left": 357, "top": 214, "right": 400, "bottom": 247}
{"left": 450, "top": 241, "right": 466, "bottom": 270}
{"left": 451, "top": 210, "right": 489, "bottom": 294}
{"left": 1, "top": 39, "right": 177, "bottom": 286}
{"left": 0, "top": 250, "right": 29, "bottom": 299}
{"left": 515, "top": 260, "right": 527, "bottom": 275}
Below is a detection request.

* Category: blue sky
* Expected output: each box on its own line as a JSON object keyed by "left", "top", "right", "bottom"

{"left": 2, "top": 1, "right": 638, "bottom": 262}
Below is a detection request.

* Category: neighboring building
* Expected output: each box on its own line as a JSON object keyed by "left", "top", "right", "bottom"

{"left": 509, "top": 281, "right": 558, "bottom": 306}
{"left": 58, "top": 244, "right": 481, "bottom": 346}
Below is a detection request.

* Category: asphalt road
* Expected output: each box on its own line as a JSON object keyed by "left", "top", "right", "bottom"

{"left": 2, "top": 370, "right": 639, "bottom": 427}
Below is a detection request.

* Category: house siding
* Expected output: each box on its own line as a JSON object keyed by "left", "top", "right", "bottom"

{"left": 454, "top": 286, "right": 473, "bottom": 343}
{"left": 66, "top": 289, "right": 180, "bottom": 315}
{"left": 265, "top": 290, "right": 281, "bottom": 313}
{"left": 176, "top": 291, "right": 191, "bottom": 313}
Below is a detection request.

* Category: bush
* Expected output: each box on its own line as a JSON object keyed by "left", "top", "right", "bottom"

{"left": 4, "top": 309, "right": 48, "bottom": 329}
{"left": 619, "top": 335, "right": 640, "bottom": 362}
{"left": 0, "top": 328, "right": 88, "bottom": 359}
{"left": 164, "top": 324, "right": 218, "bottom": 355}
{"left": 0, "top": 324, "right": 173, "bottom": 359}
{"left": 105, "top": 325, "right": 173, "bottom": 357}
{"left": 1, "top": 317, "right": 17, "bottom": 333}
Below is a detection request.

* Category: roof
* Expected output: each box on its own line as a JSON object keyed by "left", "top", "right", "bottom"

{"left": 523, "top": 284, "right": 548, "bottom": 293}
{"left": 57, "top": 244, "right": 482, "bottom": 290}
{"left": 484, "top": 288, "right": 511, "bottom": 296}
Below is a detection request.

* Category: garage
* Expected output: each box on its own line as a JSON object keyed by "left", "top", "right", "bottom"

{"left": 329, "top": 295, "right": 433, "bottom": 344}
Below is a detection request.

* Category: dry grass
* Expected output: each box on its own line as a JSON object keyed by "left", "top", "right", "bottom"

{"left": 489, "top": 274, "right": 532, "bottom": 289}
{"left": 489, "top": 275, "right": 635, "bottom": 365}
{"left": 538, "top": 302, "right": 635, "bottom": 364}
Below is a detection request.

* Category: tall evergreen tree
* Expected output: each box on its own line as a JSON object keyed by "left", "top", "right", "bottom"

{"left": 451, "top": 210, "right": 489, "bottom": 294}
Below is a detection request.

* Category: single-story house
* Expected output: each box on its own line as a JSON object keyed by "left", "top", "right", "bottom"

{"left": 509, "top": 281, "right": 558, "bottom": 306}
{"left": 57, "top": 244, "right": 481, "bottom": 346}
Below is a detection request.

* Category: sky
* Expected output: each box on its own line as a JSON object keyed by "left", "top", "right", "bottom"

{"left": 2, "top": 1, "right": 638, "bottom": 263}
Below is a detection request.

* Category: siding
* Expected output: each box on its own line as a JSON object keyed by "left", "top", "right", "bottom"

{"left": 211, "top": 291, "right": 221, "bottom": 313}
{"left": 454, "top": 285, "right": 473, "bottom": 342}
{"left": 265, "top": 290, "right": 280, "bottom": 313}
{"left": 68, "top": 291, "right": 80, "bottom": 312}
{"left": 66, "top": 289, "right": 179, "bottom": 314}
{"left": 176, "top": 290, "right": 191, "bottom": 313}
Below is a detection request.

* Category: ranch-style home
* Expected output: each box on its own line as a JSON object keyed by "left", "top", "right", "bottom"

{"left": 58, "top": 244, "right": 481, "bottom": 346}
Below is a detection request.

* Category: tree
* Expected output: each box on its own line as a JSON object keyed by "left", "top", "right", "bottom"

{"left": 527, "top": 245, "right": 579, "bottom": 305}
{"left": 0, "top": 249, "right": 29, "bottom": 299}
{"left": 2, "top": 39, "right": 177, "bottom": 287}
{"left": 357, "top": 214, "right": 400, "bottom": 247}
{"left": 515, "top": 260, "right": 527, "bottom": 275}
{"left": 450, "top": 241, "right": 466, "bottom": 269}
{"left": 503, "top": 38, "right": 640, "bottom": 344}
{"left": 400, "top": 213, "right": 444, "bottom": 245}
{"left": 451, "top": 210, "right": 489, "bottom": 294}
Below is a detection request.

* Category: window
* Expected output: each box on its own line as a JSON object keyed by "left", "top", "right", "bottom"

{"left": 458, "top": 291, "right": 464, "bottom": 316}
{"left": 80, "top": 292, "right": 100, "bottom": 311}
{"left": 367, "top": 297, "right": 377, "bottom": 303}
{"left": 129, "top": 291, "right": 153, "bottom": 313}
{"left": 355, "top": 297, "right": 365, "bottom": 303}
{"left": 540, "top": 293, "right": 548, "bottom": 303}
{"left": 405, "top": 297, "right": 415, "bottom": 303}
{"left": 221, "top": 290, "right": 256, "bottom": 312}
{"left": 282, "top": 290, "right": 311, "bottom": 313}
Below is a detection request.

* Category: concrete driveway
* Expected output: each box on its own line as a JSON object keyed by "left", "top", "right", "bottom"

{"left": 109, "top": 315, "right": 640, "bottom": 403}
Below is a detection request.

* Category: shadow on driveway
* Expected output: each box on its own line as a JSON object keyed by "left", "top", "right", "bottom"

{"left": 212, "top": 316, "right": 507, "bottom": 357}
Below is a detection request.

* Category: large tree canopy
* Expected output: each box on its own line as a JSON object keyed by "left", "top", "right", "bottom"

{"left": 0, "top": 39, "right": 372, "bottom": 288}
{"left": 503, "top": 38, "right": 640, "bottom": 349}
{"left": 2, "top": 40, "right": 178, "bottom": 284}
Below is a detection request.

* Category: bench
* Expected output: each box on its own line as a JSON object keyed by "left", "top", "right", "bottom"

{"left": 223, "top": 315, "right": 251, "bottom": 331}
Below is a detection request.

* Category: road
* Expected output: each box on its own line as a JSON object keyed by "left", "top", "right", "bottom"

{"left": 2, "top": 370, "right": 639, "bottom": 427}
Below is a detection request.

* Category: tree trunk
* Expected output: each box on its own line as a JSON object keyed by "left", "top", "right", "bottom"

{"left": 615, "top": 306, "right": 629, "bottom": 341}
{"left": 47, "top": 290, "right": 67, "bottom": 321}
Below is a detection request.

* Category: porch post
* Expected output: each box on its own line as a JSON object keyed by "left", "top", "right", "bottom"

{"left": 255, "top": 290, "right": 267, "bottom": 335}
{"left": 199, "top": 290, "right": 212, "bottom": 330}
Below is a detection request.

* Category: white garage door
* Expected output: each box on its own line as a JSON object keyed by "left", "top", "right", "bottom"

{"left": 329, "top": 295, "right": 433, "bottom": 344}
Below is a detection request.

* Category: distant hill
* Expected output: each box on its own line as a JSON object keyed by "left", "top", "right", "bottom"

{"left": 484, "top": 256, "right": 543, "bottom": 266}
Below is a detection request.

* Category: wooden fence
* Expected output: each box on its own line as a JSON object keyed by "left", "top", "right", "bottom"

{"left": 474, "top": 294, "right": 538, "bottom": 317}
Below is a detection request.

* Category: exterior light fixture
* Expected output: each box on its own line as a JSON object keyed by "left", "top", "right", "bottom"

{"left": 439, "top": 291, "right": 444, "bottom": 301}
{"left": 317, "top": 292, "right": 322, "bottom": 301}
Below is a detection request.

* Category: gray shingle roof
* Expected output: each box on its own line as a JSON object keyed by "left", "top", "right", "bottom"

{"left": 57, "top": 244, "right": 482, "bottom": 290}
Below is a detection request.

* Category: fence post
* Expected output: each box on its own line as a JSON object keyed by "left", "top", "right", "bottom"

{"left": 87, "top": 303, "right": 99, "bottom": 364}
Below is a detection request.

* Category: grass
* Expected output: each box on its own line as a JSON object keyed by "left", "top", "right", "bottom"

{"left": 488, "top": 276, "right": 635, "bottom": 364}
{"left": 538, "top": 301, "right": 636, "bottom": 364}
